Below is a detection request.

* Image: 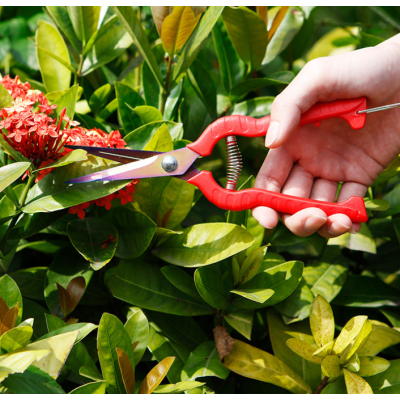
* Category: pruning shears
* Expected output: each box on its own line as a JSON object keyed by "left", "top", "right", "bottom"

{"left": 65, "top": 97, "right": 400, "bottom": 223}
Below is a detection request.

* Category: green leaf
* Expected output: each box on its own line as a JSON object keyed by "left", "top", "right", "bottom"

{"left": 344, "top": 369, "right": 373, "bottom": 394}
{"left": 97, "top": 313, "right": 136, "bottom": 394}
{"left": 223, "top": 339, "right": 312, "bottom": 394}
{"left": 359, "top": 321, "right": 400, "bottom": 357}
{"left": 333, "top": 275, "right": 400, "bottom": 307}
{"left": 0, "top": 162, "right": 31, "bottom": 194}
{"left": 224, "top": 308, "right": 253, "bottom": 340}
{"left": 164, "top": 80, "right": 183, "bottom": 120}
{"left": 263, "top": 7, "right": 304, "bottom": 65}
{"left": 40, "top": 321, "right": 97, "bottom": 344}
{"left": 194, "top": 267, "right": 228, "bottom": 309}
{"left": 0, "top": 136, "right": 29, "bottom": 163}
{"left": 46, "top": 6, "right": 80, "bottom": 53}
{"left": 230, "top": 71, "right": 294, "bottom": 99}
{"left": 9, "top": 267, "right": 47, "bottom": 301}
{"left": 52, "top": 84, "right": 79, "bottom": 120}
{"left": 2, "top": 365, "right": 65, "bottom": 394}
{"left": 112, "top": 6, "right": 164, "bottom": 89}
{"left": 67, "top": 6, "right": 100, "bottom": 47}
{"left": 364, "top": 198, "right": 390, "bottom": 211}
{"left": 82, "top": 25, "right": 133, "bottom": 76}
{"left": 328, "top": 223, "right": 376, "bottom": 254}
{"left": 222, "top": 6, "right": 268, "bottom": 71}
{"left": 147, "top": 325, "right": 190, "bottom": 384}
{"left": 0, "top": 326, "right": 33, "bottom": 353}
{"left": 23, "top": 156, "right": 131, "bottom": 214}
{"left": 44, "top": 247, "right": 93, "bottom": 315}
{"left": 232, "top": 261, "right": 303, "bottom": 309}
{"left": 104, "top": 208, "right": 156, "bottom": 260}
{"left": 35, "top": 150, "right": 87, "bottom": 172}
{"left": 70, "top": 381, "right": 107, "bottom": 394}
{"left": 153, "top": 223, "right": 254, "bottom": 267}
{"left": 0, "top": 275, "right": 23, "bottom": 325}
{"left": 89, "top": 84, "right": 111, "bottom": 116}
{"left": 240, "top": 246, "right": 268, "bottom": 284}
{"left": 172, "top": 6, "right": 224, "bottom": 84}
{"left": 124, "top": 121, "right": 183, "bottom": 149}
{"left": 146, "top": 310, "right": 208, "bottom": 351}
{"left": 0, "top": 83, "right": 13, "bottom": 109}
{"left": 124, "top": 307, "right": 149, "bottom": 366}
{"left": 161, "top": 266, "right": 203, "bottom": 301}
{"left": 154, "top": 381, "right": 205, "bottom": 394}
{"left": 67, "top": 218, "right": 118, "bottom": 270}
{"left": 108, "top": 260, "right": 212, "bottom": 316}
{"left": 115, "top": 81, "right": 145, "bottom": 133}
{"left": 267, "top": 309, "right": 321, "bottom": 392}
{"left": 133, "top": 106, "right": 163, "bottom": 125}
{"left": 358, "top": 356, "right": 390, "bottom": 377}
{"left": 187, "top": 59, "right": 217, "bottom": 119}
{"left": 365, "top": 358, "right": 400, "bottom": 393}
{"left": 181, "top": 341, "right": 230, "bottom": 381}
{"left": 36, "top": 20, "right": 71, "bottom": 93}
{"left": 310, "top": 294, "right": 335, "bottom": 348}
{"left": 144, "top": 123, "right": 174, "bottom": 152}
{"left": 228, "top": 96, "right": 274, "bottom": 117}
{"left": 22, "top": 299, "right": 48, "bottom": 340}
{"left": 212, "top": 19, "right": 245, "bottom": 94}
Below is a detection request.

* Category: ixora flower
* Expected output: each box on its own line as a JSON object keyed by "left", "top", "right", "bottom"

{"left": 0, "top": 75, "right": 139, "bottom": 219}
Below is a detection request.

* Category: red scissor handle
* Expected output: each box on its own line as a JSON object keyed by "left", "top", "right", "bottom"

{"left": 187, "top": 97, "right": 367, "bottom": 156}
{"left": 187, "top": 171, "right": 368, "bottom": 222}
{"left": 186, "top": 97, "right": 368, "bottom": 222}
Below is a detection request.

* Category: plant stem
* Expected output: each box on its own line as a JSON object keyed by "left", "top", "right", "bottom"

{"left": 77, "top": 54, "right": 84, "bottom": 78}
{"left": 160, "top": 56, "right": 173, "bottom": 115}
{"left": 315, "top": 376, "right": 329, "bottom": 394}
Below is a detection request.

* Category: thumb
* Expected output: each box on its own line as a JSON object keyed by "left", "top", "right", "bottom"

{"left": 265, "top": 58, "right": 336, "bottom": 149}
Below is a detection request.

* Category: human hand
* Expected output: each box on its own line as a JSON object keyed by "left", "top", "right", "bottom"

{"left": 252, "top": 35, "right": 400, "bottom": 238}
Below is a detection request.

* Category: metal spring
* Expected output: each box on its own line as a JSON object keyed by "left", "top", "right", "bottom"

{"left": 225, "top": 135, "right": 242, "bottom": 191}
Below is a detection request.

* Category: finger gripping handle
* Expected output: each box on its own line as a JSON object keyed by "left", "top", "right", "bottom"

{"left": 188, "top": 171, "right": 368, "bottom": 223}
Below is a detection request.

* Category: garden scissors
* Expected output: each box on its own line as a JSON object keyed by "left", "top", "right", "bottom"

{"left": 65, "top": 97, "right": 400, "bottom": 223}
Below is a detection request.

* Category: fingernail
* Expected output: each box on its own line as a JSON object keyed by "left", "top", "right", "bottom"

{"left": 265, "top": 121, "right": 280, "bottom": 147}
{"left": 329, "top": 220, "right": 351, "bottom": 235}
{"left": 304, "top": 215, "right": 327, "bottom": 232}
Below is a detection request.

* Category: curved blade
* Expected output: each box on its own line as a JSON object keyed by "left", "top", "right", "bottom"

{"left": 65, "top": 147, "right": 199, "bottom": 183}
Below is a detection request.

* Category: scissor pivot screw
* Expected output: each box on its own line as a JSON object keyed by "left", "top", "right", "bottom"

{"left": 161, "top": 155, "right": 178, "bottom": 173}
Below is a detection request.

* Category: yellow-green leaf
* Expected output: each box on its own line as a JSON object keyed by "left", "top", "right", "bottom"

{"left": 310, "top": 295, "right": 335, "bottom": 347}
{"left": 240, "top": 246, "right": 268, "bottom": 284}
{"left": 161, "top": 6, "right": 201, "bottom": 56}
{"left": 116, "top": 348, "right": 135, "bottom": 394}
{"left": 313, "top": 341, "right": 335, "bottom": 358}
{"left": 344, "top": 369, "right": 373, "bottom": 394}
{"left": 0, "top": 83, "right": 13, "bottom": 109}
{"left": 223, "top": 339, "right": 312, "bottom": 394}
{"left": 0, "top": 162, "right": 31, "bottom": 194}
{"left": 344, "top": 353, "right": 360, "bottom": 372}
{"left": 333, "top": 316, "right": 368, "bottom": 356}
{"left": 286, "top": 338, "right": 322, "bottom": 364}
{"left": 321, "top": 355, "right": 341, "bottom": 379}
{"left": 139, "top": 356, "right": 175, "bottom": 394}
{"left": 36, "top": 20, "right": 71, "bottom": 93}
{"left": 340, "top": 319, "right": 371, "bottom": 363}
{"left": 0, "top": 326, "right": 33, "bottom": 353}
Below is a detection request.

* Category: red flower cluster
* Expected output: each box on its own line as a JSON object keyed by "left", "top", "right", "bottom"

{"left": 0, "top": 75, "right": 139, "bottom": 219}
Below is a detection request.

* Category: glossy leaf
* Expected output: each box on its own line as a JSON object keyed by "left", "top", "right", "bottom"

{"left": 0, "top": 326, "right": 33, "bottom": 353}
{"left": 358, "top": 356, "right": 390, "bottom": 377}
{"left": 223, "top": 339, "right": 312, "bottom": 394}
{"left": 228, "top": 96, "right": 274, "bottom": 117}
{"left": 56, "top": 276, "right": 86, "bottom": 317}
{"left": 133, "top": 105, "right": 163, "bottom": 124}
{"left": 67, "top": 6, "right": 100, "bottom": 46}
{"left": 108, "top": 260, "right": 212, "bottom": 316}
{"left": 154, "top": 381, "right": 205, "bottom": 394}
{"left": 310, "top": 294, "right": 335, "bottom": 348}
{"left": 115, "top": 81, "right": 145, "bottom": 133}
{"left": 232, "top": 261, "right": 303, "bottom": 309}
{"left": 240, "top": 246, "right": 268, "bottom": 284}
{"left": 286, "top": 338, "right": 321, "bottom": 364}
{"left": 194, "top": 267, "right": 228, "bottom": 309}
{"left": 364, "top": 198, "right": 390, "bottom": 211}
{"left": 67, "top": 218, "right": 118, "bottom": 270}
{"left": 0, "top": 275, "right": 23, "bottom": 325}
{"left": 89, "top": 83, "right": 111, "bottom": 116}
{"left": 124, "top": 307, "right": 149, "bottom": 366}
{"left": 344, "top": 369, "right": 373, "bottom": 394}
{"left": 341, "top": 320, "right": 372, "bottom": 363}
{"left": 161, "top": 266, "right": 203, "bottom": 301}
{"left": 0, "top": 82, "right": 14, "bottom": 109}
{"left": 224, "top": 308, "right": 253, "bottom": 340}
{"left": 36, "top": 20, "right": 71, "bottom": 93}
{"left": 333, "top": 316, "right": 368, "bottom": 355}
{"left": 0, "top": 162, "right": 30, "bottom": 194}
{"left": 97, "top": 313, "right": 136, "bottom": 394}
{"left": 222, "top": 6, "right": 268, "bottom": 71}
{"left": 139, "top": 357, "right": 175, "bottom": 394}
{"left": 23, "top": 156, "right": 131, "bottom": 214}
{"left": 116, "top": 348, "right": 135, "bottom": 394}
{"left": 181, "top": 341, "right": 230, "bottom": 381}
{"left": 365, "top": 358, "right": 400, "bottom": 393}
{"left": 36, "top": 150, "right": 87, "bottom": 172}
{"left": 70, "top": 381, "right": 107, "bottom": 394}
{"left": 112, "top": 6, "right": 164, "bottom": 89}
{"left": 161, "top": 6, "right": 201, "bottom": 56}
{"left": 172, "top": 6, "right": 224, "bottom": 83}
{"left": 154, "top": 223, "right": 254, "bottom": 267}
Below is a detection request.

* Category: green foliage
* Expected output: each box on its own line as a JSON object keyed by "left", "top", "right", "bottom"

{"left": 0, "top": 5, "right": 399, "bottom": 395}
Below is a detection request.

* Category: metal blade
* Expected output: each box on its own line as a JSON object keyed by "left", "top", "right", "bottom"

{"left": 357, "top": 102, "right": 400, "bottom": 114}
{"left": 64, "top": 145, "right": 163, "bottom": 164}
{"left": 65, "top": 147, "right": 199, "bottom": 184}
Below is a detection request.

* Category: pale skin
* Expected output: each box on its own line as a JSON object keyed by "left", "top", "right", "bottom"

{"left": 252, "top": 34, "right": 400, "bottom": 238}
